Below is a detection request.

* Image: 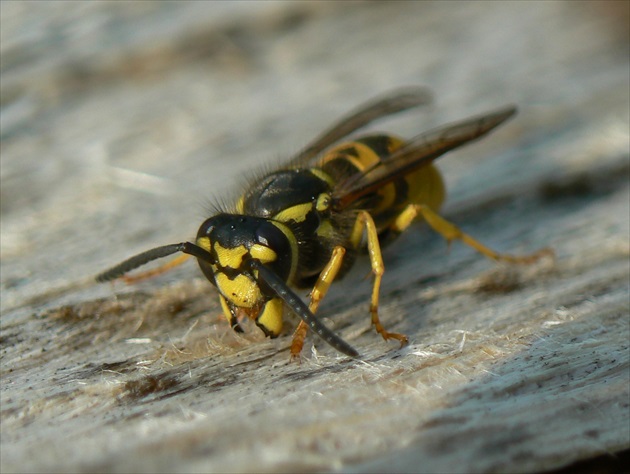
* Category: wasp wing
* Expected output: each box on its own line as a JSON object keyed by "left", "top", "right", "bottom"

{"left": 333, "top": 105, "right": 518, "bottom": 210}
{"left": 290, "top": 86, "right": 432, "bottom": 166}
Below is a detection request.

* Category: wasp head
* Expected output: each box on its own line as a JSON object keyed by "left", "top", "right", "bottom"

{"left": 194, "top": 213, "right": 297, "bottom": 336}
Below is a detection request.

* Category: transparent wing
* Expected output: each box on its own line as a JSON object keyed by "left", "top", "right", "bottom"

{"left": 289, "top": 86, "right": 432, "bottom": 166}
{"left": 333, "top": 105, "right": 518, "bottom": 210}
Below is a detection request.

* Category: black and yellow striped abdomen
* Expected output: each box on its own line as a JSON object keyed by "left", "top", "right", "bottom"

{"left": 320, "top": 134, "right": 446, "bottom": 234}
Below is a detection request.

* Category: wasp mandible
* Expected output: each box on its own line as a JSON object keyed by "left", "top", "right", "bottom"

{"left": 97, "top": 87, "right": 550, "bottom": 358}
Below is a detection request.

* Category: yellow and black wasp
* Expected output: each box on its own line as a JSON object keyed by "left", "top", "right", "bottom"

{"left": 97, "top": 87, "right": 550, "bottom": 358}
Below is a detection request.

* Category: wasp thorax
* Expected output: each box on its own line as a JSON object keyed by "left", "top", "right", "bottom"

{"left": 239, "top": 169, "right": 332, "bottom": 217}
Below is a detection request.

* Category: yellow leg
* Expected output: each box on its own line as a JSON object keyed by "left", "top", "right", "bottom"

{"left": 122, "top": 254, "right": 191, "bottom": 283}
{"left": 291, "top": 246, "right": 346, "bottom": 358}
{"left": 391, "top": 204, "right": 553, "bottom": 264}
{"left": 350, "top": 211, "right": 409, "bottom": 346}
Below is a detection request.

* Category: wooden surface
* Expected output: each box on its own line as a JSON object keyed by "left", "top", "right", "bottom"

{"left": 1, "top": 2, "right": 628, "bottom": 473}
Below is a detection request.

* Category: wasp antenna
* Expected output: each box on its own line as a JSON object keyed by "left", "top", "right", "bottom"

{"left": 178, "top": 241, "right": 216, "bottom": 263}
{"left": 95, "top": 243, "right": 183, "bottom": 282}
{"left": 481, "top": 104, "right": 518, "bottom": 129}
{"left": 96, "top": 242, "right": 218, "bottom": 282}
{"left": 248, "top": 260, "right": 360, "bottom": 358}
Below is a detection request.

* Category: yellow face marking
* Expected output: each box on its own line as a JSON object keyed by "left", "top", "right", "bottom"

{"left": 273, "top": 202, "right": 312, "bottom": 224}
{"left": 215, "top": 273, "right": 263, "bottom": 308}
{"left": 249, "top": 243, "right": 277, "bottom": 264}
{"left": 197, "top": 236, "right": 212, "bottom": 252}
{"left": 214, "top": 242, "right": 248, "bottom": 269}
{"left": 256, "top": 297, "right": 284, "bottom": 337}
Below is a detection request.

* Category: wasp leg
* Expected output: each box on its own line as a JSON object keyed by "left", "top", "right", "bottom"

{"left": 291, "top": 246, "right": 346, "bottom": 358}
{"left": 350, "top": 211, "right": 409, "bottom": 347}
{"left": 391, "top": 204, "right": 553, "bottom": 263}
{"left": 121, "top": 254, "right": 191, "bottom": 283}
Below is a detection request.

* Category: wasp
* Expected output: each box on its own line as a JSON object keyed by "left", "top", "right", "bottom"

{"left": 97, "top": 87, "right": 550, "bottom": 358}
